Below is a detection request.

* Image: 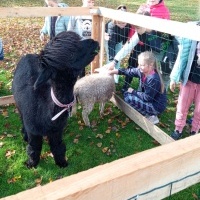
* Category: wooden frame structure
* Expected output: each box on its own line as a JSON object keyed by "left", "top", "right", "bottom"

{"left": 1, "top": 7, "right": 200, "bottom": 200}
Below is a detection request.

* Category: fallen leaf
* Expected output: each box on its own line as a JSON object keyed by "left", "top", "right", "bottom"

{"left": 192, "top": 193, "right": 198, "bottom": 199}
{"left": 0, "top": 135, "right": 6, "bottom": 140}
{"left": 107, "top": 119, "right": 113, "bottom": 124}
{"left": 5, "top": 150, "right": 16, "bottom": 158}
{"left": 105, "top": 129, "right": 111, "bottom": 134}
{"left": 40, "top": 151, "right": 53, "bottom": 159}
{"left": 0, "top": 142, "right": 4, "bottom": 148}
{"left": 97, "top": 143, "right": 102, "bottom": 147}
{"left": 96, "top": 134, "right": 103, "bottom": 139}
{"left": 78, "top": 121, "right": 84, "bottom": 126}
{"left": 125, "top": 118, "right": 130, "bottom": 123}
{"left": 73, "top": 138, "right": 79, "bottom": 144}
{"left": 35, "top": 176, "right": 43, "bottom": 186}
{"left": 116, "top": 133, "right": 121, "bottom": 138}
{"left": 7, "top": 176, "right": 21, "bottom": 184}
{"left": 49, "top": 178, "right": 53, "bottom": 183}
{"left": 152, "top": 140, "right": 160, "bottom": 146}
{"left": 6, "top": 134, "right": 16, "bottom": 138}
{"left": 2, "top": 109, "right": 8, "bottom": 117}
{"left": 102, "top": 147, "right": 109, "bottom": 153}
{"left": 106, "top": 149, "right": 111, "bottom": 156}
{"left": 158, "top": 122, "right": 167, "bottom": 128}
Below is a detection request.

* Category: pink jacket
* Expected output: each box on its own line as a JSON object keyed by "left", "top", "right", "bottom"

{"left": 137, "top": 0, "right": 170, "bottom": 19}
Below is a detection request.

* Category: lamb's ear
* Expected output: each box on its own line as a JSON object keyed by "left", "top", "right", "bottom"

{"left": 34, "top": 69, "right": 52, "bottom": 90}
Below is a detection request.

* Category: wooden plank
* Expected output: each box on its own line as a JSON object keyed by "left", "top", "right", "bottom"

{"left": 99, "top": 16, "right": 105, "bottom": 67}
{"left": 110, "top": 93, "right": 174, "bottom": 144}
{"left": 0, "top": 95, "right": 15, "bottom": 106}
{"left": 3, "top": 135, "right": 200, "bottom": 200}
{"left": 0, "top": 7, "right": 99, "bottom": 18}
{"left": 99, "top": 7, "right": 200, "bottom": 41}
{"left": 91, "top": 15, "right": 101, "bottom": 73}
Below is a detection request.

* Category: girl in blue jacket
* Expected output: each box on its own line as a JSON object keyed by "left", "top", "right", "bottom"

{"left": 108, "top": 51, "right": 167, "bottom": 124}
{"left": 170, "top": 21, "right": 200, "bottom": 140}
{"left": 40, "top": 0, "right": 69, "bottom": 41}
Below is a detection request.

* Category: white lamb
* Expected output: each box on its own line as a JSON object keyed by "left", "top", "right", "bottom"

{"left": 73, "top": 71, "right": 115, "bottom": 127}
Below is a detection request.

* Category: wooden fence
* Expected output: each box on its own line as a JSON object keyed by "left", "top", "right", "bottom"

{"left": 1, "top": 6, "right": 200, "bottom": 200}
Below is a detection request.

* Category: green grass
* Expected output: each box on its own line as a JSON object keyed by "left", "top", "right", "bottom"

{"left": 0, "top": 0, "right": 200, "bottom": 199}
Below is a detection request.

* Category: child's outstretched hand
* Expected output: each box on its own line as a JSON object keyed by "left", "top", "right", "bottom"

{"left": 127, "top": 88, "right": 134, "bottom": 93}
{"left": 170, "top": 80, "right": 176, "bottom": 92}
{"left": 102, "top": 62, "right": 115, "bottom": 70}
{"left": 94, "top": 67, "right": 109, "bottom": 75}
{"left": 40, "top": 33, "right": 45, "bottom": 41}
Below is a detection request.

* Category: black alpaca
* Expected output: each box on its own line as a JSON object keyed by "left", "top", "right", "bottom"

{"left": 12, "top": 31, "right": 99, "bottom": 168}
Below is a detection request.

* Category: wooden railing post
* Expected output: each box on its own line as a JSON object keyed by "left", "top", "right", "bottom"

{"left": 91, "top": 14, "right": 102, "bottom": 73}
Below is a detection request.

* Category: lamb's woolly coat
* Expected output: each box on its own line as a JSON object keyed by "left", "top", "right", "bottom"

{"left": 74, "top": 73, "right": 115, "bottom": 127}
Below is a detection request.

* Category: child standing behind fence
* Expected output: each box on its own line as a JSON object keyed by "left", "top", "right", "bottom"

{"left": 123, "top": 0, "right": 171, "bottom": 92}
{"left": 108, "top": 51, "right": 167, "bottom": 124}
{"left": 40, "top": 0, "right": 70, "bottom": 41}
{"left": 105, "top": 5, "right": 133, "bottom": 84}
{"left": 0, "top": 38, "right": 4, "bottom": 61}
{"left": 67, "top": 0, "right": 95, "bottom": 77}
{"left": 170, "top": 22, "right": 200, "bottom": 140}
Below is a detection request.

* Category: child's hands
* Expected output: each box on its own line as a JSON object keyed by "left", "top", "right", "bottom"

{"left": 105, "top": 33, "right": 110, "bottom": 41}
{"left": 127, "top": 88, "right": 134, "bottom": 93}
{"left": 102, "top": 62, "right": 115, "bottom": 70}
{"left": 108, "top": 69, "right": 118, "bottom": 75}
{"left": 94, "top": 67, "right": 109, "bottom": 75}
{"left": 170, "top": 80, "right": 176, "bottom": 93}
{"left": 40, "top": 33, "right": 45, "bottom": 41}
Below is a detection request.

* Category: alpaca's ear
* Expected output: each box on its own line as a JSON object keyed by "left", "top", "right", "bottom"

{"left": 34, "top": 69, "right": 52, "bottom": 90}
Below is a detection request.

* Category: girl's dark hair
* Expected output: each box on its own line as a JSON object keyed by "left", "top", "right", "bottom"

{"left": 113, "top": 5, "right": 127, "bottom": 25}
{"left": 117, "top": 5, "right": 127, "bottom": 11}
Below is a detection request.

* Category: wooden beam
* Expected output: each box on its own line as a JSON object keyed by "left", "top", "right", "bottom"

{"left": 110, "top": 94, "right": 174, "bottom": 144}
{"left": 99, "top": 16, "right": 105, "bottom": 67}
{"left": 99, "top": 7, "right": 200, "bottom": 41}
{"left": 91, "top": 15, "right": 101, "bottom": 73}
{"left": 3, "top": 135, "right": 200, "bottom": 200}
{"left": 0, "top": 95, "right": 15, "bottom": 106}
{"left": 0, "top": 7, "right": 99, "bottom": 18}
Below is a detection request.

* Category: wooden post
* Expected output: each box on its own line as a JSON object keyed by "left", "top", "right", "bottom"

{"left": 99, "top": 16, "right": 105, "bottom": 67}
{"left": 91, "top": 14, "right": 101, "bottom": 73}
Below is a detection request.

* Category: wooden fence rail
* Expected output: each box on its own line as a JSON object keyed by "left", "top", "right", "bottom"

{"left": 1, "top": 6, "right": 200, "bottom": 200}
{"left": 2, "top": 134, "right": 200, "bottom": 200}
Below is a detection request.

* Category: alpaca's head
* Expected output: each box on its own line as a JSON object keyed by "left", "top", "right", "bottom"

{"left": 34, "top": 31, "right": 100, "bottom": 89}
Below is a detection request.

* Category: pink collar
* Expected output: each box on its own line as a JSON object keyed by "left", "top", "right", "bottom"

{"left": 142, "top": 70, "right": 155, "bottom": 82}
{"left": 51, "top": 87, "right": 75, "bottom": 121}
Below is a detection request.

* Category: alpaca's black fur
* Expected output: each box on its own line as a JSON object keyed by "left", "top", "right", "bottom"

{"left": 12, "top": 31, "right": 99, "bottom": 168}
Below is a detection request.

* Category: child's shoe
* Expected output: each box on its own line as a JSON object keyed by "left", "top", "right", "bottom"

{"left": 171, "top": 130, "right": 182, "bottom": 140}
{"left": 146, "top": 115, "right": 159, "bottom": 124}
{"left": 190, "top": 131, "right": 196, "bottom": 136}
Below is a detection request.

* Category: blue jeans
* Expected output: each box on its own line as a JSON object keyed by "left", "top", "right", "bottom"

{"left": 123, "top": 91, "right": 159, "bottom": 116}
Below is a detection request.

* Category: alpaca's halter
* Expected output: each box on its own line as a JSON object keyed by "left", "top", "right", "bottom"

{"left": 51, "top": 87, "right": 75, "bottom": 121}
